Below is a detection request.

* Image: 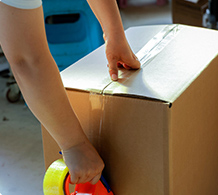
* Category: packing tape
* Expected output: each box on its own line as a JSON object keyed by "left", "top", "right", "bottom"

{"left": 86, "top": 25, "right": 182, "bottom": 158}
{"left": 137, "top": 24, "right": 180, "bottom": 67}
{"left": 88, "top": 92, "right": 106, "bottom": 153}
{"left": 75, "top": 25, "right": 181, "bottom": 95}
{"left": 117, "top": 24, "right": 181, "bottom": 83}
{"left": 43, "top": 159, "right": 69, "bottom": 195}
{"left": 92, "top": 24, "right": 181, "bottom": 95}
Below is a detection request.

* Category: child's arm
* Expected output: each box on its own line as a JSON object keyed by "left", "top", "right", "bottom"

{"left": 0, "top": 3, "right": 103, "bottom": 185}
{"left": 87, "top": 0, "right": 141, "bottom": 80}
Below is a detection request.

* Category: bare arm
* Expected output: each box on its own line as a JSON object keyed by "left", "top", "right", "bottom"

{"left": 87, "top": 0, "right": 125, "bottom": 38}
{"left": 87, "top": 0, "right": 140, "bottom": 80}
{"left": 0, "top": 3, "right": 85, "bottom": 151}
{"left": 0, "top": 0, "right": 139, "bottom": 185}
{"left": 0, "top": 3, "right": 103, "bottom": 184}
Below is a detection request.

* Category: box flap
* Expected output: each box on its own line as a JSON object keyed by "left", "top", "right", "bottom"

{"left": 61, "top": 25, "right": 166, "bottom": 93}
{"left": 61, "top": 24, "right": 218, "bottom": 103}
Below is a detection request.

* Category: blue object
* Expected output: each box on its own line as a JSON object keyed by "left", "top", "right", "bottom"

{"left": 100, "top": 175, "right": 112, "bottom": 193}
{"left": 42, "top": 0, "right": 104, "bottom": 71}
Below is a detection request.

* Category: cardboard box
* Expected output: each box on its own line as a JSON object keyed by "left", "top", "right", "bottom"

{"left": 42, "top": 24, "right": 218, "bottom": 195}
{"left": 172, "top": 0, "right": 208, "bottom": 27}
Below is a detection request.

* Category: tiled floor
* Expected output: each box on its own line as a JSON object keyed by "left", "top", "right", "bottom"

{"left": 0, "top": 3, "right": 172, "bottom": 195}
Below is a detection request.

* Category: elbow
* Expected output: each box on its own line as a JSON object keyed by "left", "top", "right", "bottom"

{"left": 7, "top": 52, "right": 53, "bottom": 79}
{"left": 8, "top": 56, "right": 37, "bottom": 82}
{"left": 9, "top": 54, "right": 40, "bottom": 72}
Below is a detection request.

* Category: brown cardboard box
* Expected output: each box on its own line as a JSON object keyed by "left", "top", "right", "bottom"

{"left": 172, "top": 0, "right": 208, "bottom": 27}
{"left": 42, "top": 24, "right": 218, "bottom": 195}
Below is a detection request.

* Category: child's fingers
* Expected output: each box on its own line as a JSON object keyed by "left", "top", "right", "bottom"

{"left": 119, "top": 53, "right": 140, "bottom": 70}
{"left": 129, "top": 53, "right": 141, "bottom": 69}
{"left": 89, "top": 173, "right": 102, "bottom": 185}
{"left": 107, "top": 52, "right": 140, "bottom": 81}
{"left": 70, "top": 173, "right": 80, "bottom": 184}
{"left": 117, "top": 62, "right": 123, "bottom": 67}
{"left": 108, "top": 58, "right": 119, "bottom": 81}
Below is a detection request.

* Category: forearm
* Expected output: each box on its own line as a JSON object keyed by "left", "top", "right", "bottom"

{"left": 0, "top": 5, "right": 87, "bottom": 150}
{"left": 87, "top": 0, "right": 125, "bottom": 39}
{"left": 0, "top": 3, "right": 104, "bottom": 184}
{"left": 11, "top": 54, "right": 86, "bottom": 150}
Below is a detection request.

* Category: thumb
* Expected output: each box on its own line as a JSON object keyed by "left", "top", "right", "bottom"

{"left": 108, "top": 57, "right": 119, "bottom": 81}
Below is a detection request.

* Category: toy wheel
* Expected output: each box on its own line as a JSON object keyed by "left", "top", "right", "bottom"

{"left": 6, "top": 83, "right": 21, "bottom": 103}
{"left": 43, "top": 159, "right": 71, "bottom": 195}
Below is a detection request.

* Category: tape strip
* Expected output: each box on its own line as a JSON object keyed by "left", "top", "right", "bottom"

{"left": 116, "top": 24, "right": 181, "bottom": 83}
{"left": 88, "top": 92, "right": 106, "bottom": 154}
{"left": 88, "top": 25, "right": 181, "bottom": 156}
{"left": 94, "top": 24, "right": 181, "bottom": 95}
{"left": 137, "top": 24, "right": 180, "bottom": 67}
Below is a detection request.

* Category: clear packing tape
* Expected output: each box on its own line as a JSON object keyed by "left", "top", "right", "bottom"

{"left": 89, "top": 24, "right": 181, "bottom": 152}
{"left": 43, "top": 25, "right": 182, "bottom": 195}
{"left": 88, "top": 93, "right": 106, "bottom": 154}
{"left": 137, "top": 24, "right": 180, "bottom": 68}
{"left": 97, "top": 24, "right": 181, "bottom": 94}
{"left": 62, "top": 25, "right": 181, "bottom": 96}
{"left": 117, "top": 24, "right": 181, "bottom": 84}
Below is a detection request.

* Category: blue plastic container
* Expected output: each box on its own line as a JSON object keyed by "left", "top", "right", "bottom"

{"left": 42, "top": 0, "right": 104, "bottom": 71}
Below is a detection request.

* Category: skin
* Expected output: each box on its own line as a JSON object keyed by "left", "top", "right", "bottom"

{"left": 0, "top": 0, "right": 140, "bottom": 185}
{"left": 87, "top": 0, "right": 140, "bottom": 80}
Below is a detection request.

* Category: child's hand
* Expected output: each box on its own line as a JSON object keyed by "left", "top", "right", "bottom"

{"left": 62, "top": 141, "right": 104, "bottom": 185}
{"left": 104, "top": 33, "right": 141, "bottom": 81}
